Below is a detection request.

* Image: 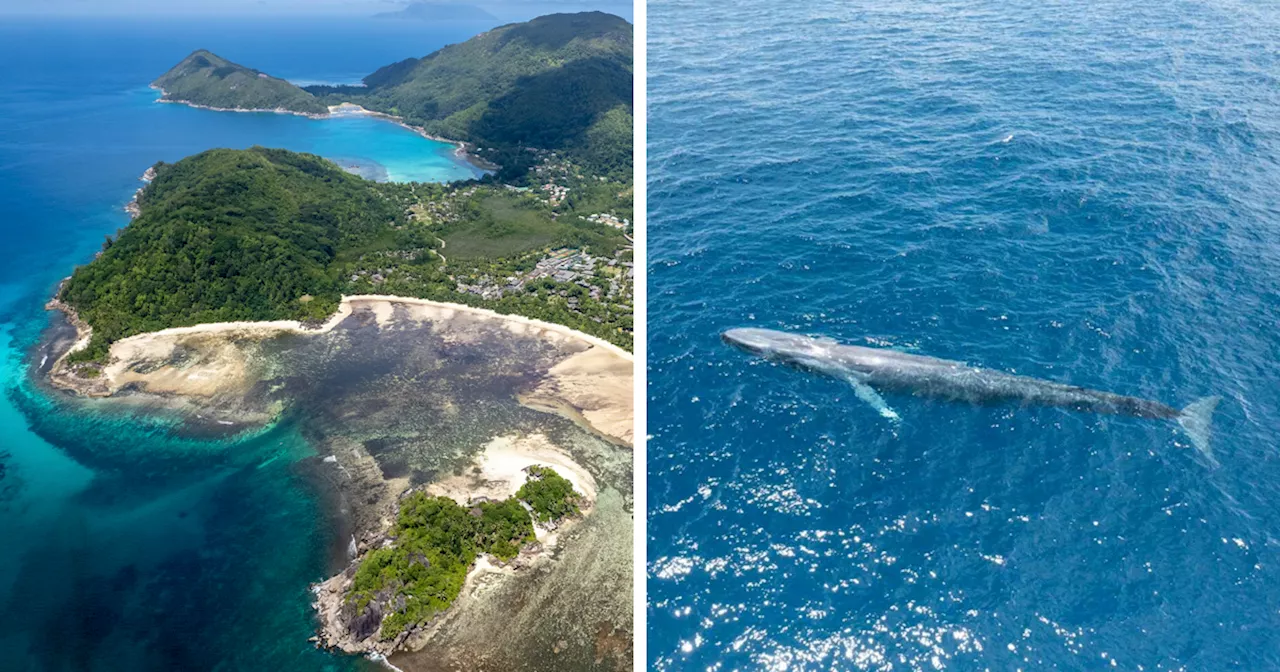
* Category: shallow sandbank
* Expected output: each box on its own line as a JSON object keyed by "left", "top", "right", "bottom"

{"left": 46, "top": 294, "right": 633, "bottom": 462}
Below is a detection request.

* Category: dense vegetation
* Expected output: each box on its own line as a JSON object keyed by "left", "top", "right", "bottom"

{"left": 60, "top": 148, "right": 632, "bottom": 362}
{"left": 61, "top": 148, "right": 402, "bottom": 361}
{"left": 347, "top": 468, "right": 581, "bottom": 640}
{"left": 153, "top": 14, "right": 632, "bottom": 178}
{"left": 516, "top": 465, "right": 582, "bottom": 522}
{"left": 153, "top": 50, "right": 327, "bottom": 114}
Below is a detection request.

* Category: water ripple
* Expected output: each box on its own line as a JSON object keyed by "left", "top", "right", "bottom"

{"left": 649, "top": 0, "right": 1280, "bottom": 669}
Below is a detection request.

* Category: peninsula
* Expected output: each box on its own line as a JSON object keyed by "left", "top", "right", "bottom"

{"left": 55, "top": 146, "right": 632, "bottom": 381}
{"left": 153, "top": 50, "right": 328, "bottom": 115}
{"left": 316, "top": 461, "right": 587, "bottom": 653}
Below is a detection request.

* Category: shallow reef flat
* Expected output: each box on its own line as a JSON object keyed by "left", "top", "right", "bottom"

{"left": 35, "top": 296, "right": 634, "bottom": 670}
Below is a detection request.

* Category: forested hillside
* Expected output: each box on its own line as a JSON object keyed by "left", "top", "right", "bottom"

{"left": 153, "top": 50, "right": 327, "bottom": 114}
{"left": 308, "top": 12, "right": 634, "bottom": 179}
{"left": 61, "top": 148, "right": 402, "bottom": 360}
{"left": 61, "top": 148, "right": 633, "bottom": 361}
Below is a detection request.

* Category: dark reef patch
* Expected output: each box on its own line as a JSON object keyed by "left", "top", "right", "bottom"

{"left": 15, "top": 301, "right": 632, "bottom": 670}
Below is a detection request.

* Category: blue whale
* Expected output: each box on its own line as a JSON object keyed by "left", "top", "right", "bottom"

{"left": 723, "top": 327, "right": 1220, "bottom": 463}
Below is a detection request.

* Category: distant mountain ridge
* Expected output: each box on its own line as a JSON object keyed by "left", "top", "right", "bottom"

{"left": 374, "top": 2, "right": 498, "bottom": 22}
{"left": 152, "top": 50, "right": 327, "bottom": 115}
{"left": 153, "top": 12, "right": 633, "bottom": 179}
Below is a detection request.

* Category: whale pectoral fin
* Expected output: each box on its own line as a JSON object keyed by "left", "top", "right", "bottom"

{"left": 844, "top": 377, "right": 901, "bottom": 424}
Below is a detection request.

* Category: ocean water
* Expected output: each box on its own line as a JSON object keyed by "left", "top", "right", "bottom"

{"left": 647, "top": 0, "right": 1280, "bottom": 670}
{"left": 0, "top": 17, "right": 492, "bottom": 671}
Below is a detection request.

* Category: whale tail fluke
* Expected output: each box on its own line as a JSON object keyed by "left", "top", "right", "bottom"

{"left": 1178, "top": 396, "right": 1220, "bottom": 466}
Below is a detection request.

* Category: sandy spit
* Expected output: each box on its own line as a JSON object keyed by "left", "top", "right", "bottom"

{"left": 49, "top": 296, "right": 634, "bottom": 442}
{"left": 102, "top": 295, "right": 632, "bottom": 361}
{"left": 426, "top": 433, "right": 599, "bottom": 512}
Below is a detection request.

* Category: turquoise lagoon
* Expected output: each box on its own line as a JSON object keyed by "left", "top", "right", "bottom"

{"left": 150, "top": 90, "right": 486, "bottom": 184}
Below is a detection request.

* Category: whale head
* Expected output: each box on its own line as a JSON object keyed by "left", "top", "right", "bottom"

{"left": 723, "top": 327, "right": 789, "bottom": 355}
{"left": 723, "top": 328, "right": 864, "bottom": 380}
{"left": 722, "top": 327, "right": 770, "bottom": 353}
{"left": 722, "top": 327, "right": 832, "bottom": 360}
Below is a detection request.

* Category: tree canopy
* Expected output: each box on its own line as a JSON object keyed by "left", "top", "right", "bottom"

{"left": 61, "top": 147, "right": 403, "bottom": 360}
{"left": 153, "top": 50, "right": 327, "bottom": 114}
{"left": 348, "top": 467, "right": 581, "bottom": 640}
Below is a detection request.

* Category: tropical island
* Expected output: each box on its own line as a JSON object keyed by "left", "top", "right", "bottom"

{"left": 116, "top": 10, "right": 635, "bottom": 365}
{"left": 39, "top": 289, "right": 635, "bottom": 667}
{"left": 315, "top": 457, "right": 593, "bottom": 655}
{"left": 39, "top": 11, "right": 634, "bottom": 669}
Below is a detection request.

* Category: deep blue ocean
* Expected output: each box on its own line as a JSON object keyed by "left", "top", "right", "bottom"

{"left": 0, "top": 16, "right": 495, "bottom": 671}
{"left": 647, "top": 0, "right": 1280, "bottom": 669}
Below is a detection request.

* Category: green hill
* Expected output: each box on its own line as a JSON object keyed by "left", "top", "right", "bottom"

{"left": 61, "top": 148, "right": 402, "bottom": 360}
{"left": 308, "top": 12, "right": 634, "bottom": 179}
{"left": 153, "top": 50, "right": 328, "bottom": 115}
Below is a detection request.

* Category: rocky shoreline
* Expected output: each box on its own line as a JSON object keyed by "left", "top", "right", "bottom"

{"left": 151, "top": 84, "right": 330, "bottom": 119}
{"left": 123, "top": 165, "right": 156, "bottom": 218}
{"left": 43, "top": 289, "right": 110, "bottom": 397}
{"left": 312, "top": 540, "right": 557, "bottom": 657}
{"left": 309, "top": 434, "right": 596, "bottom": 659}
